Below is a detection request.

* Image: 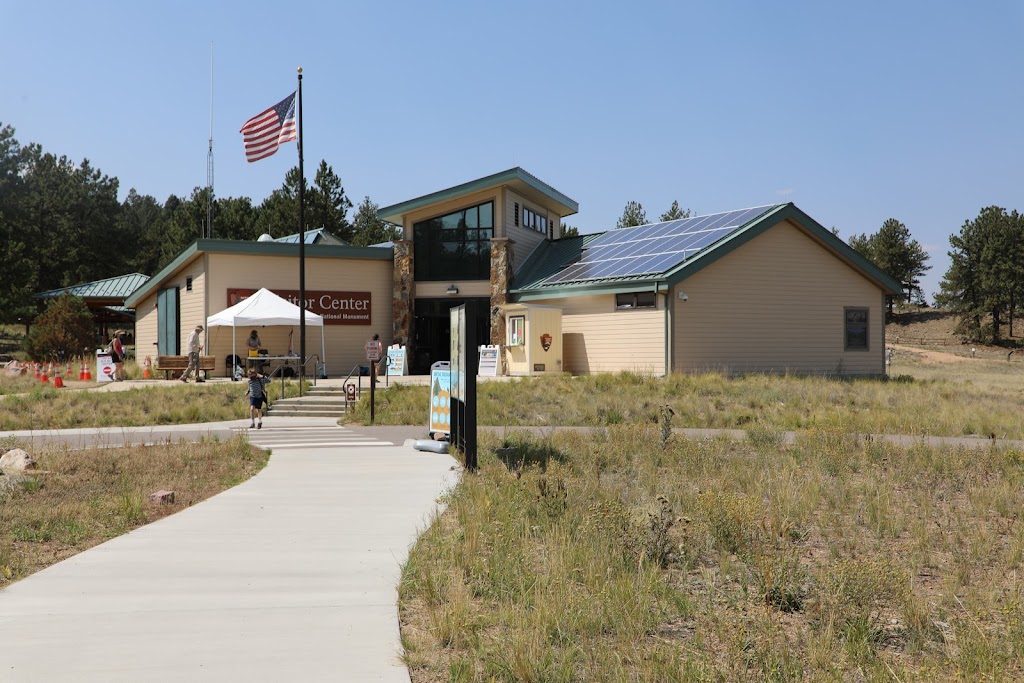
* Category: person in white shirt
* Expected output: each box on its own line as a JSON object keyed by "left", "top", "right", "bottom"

{"left": 181, "top": 325, "right": 204, "bottom": 382}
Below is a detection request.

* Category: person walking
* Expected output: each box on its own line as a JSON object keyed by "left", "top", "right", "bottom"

{"left": 110, "top": 330, "right": 126, "bottom": 381}
{"left": 181, "top": 325, "right": 204, "bottom": 382}
{"left": 246, "top": 369, "right": 268, "bottom": 429}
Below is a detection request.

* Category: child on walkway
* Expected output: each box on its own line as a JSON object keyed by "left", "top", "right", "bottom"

{"left": 246, "top": 369, "right": 268, "bottom": 429}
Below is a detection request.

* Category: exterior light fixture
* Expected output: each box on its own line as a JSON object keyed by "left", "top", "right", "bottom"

{"left": 446, "top": 284, "right": 459, "bottom": 295}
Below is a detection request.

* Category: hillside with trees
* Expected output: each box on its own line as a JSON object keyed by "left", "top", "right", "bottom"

{"left": 0, "top": 122, "right": 399, "bottom": 326}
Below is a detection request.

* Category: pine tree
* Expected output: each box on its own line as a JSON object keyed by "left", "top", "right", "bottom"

{"left": 659, "top": 200, "right": 691, "bottom": 221}
{"left": 350, "top": 196, "right": 401, "bottom": 246}
{"left": 616, "top": 201, "right": 647, "bottom": 229}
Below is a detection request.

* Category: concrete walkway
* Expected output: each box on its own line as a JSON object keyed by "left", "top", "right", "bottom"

{"left": 0, "top": 419, "right": 460, "bottom": 682}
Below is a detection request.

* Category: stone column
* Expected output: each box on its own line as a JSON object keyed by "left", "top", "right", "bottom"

{"left": 489, "top": 237, "right": 513, "bottom": 346}
{"left": 392, "top": 240, "right": 414, "bottom": 349}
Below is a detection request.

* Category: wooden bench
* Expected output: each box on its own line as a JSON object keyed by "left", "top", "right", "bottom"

{"left": 156, "top": 355, "right": 216, "bottom": 380}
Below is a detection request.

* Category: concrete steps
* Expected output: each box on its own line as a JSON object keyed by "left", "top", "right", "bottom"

{"left": 266, "top": 386, "right": 352, "bottom": 418}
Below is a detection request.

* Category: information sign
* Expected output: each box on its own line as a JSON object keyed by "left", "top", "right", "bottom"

{"left": 365, "top": 339, "right": 383, "bottom": 361}
{"left": 478, "top": 345, "right": 499, "bottom": 377}
{"left": 96, "top": 351, "right": 115, "bottom": 383}
{"left": 429, "top": 361, "right": 451, "bottom": 436}
{"left": 386, "top": 345, "right": 407, "bottom": 376}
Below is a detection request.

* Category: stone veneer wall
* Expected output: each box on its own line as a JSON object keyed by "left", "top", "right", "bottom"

{"left": 489, "top": 237, "right": 513, "bottom": 346}
{"left": 392, "top": 240, "right": 414, "bottom": 348}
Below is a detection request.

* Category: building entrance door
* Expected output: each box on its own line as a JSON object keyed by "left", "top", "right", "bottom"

{"left": 412, "top": 297, "right": 489, "bottom": 375}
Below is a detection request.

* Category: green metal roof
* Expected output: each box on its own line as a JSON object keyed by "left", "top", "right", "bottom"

{"left": 511, "top": 202, "right": 903, "bottom": 301}
{"left": 35, "top": 273, "right": 150, "bottom": 301}
{"left": 125, "top": 239, "right": 394, "bottom": 308}
{"left": 377, "top": 167, "right": 579, "bottom": 224}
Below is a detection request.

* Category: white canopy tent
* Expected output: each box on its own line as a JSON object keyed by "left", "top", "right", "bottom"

{"left": 206, "top": 288, "right": 326, "bottom": 377}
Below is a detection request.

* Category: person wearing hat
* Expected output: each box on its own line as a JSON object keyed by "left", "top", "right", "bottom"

{"left": 110, "top": 330, "right": 126, "bottom": 381}
{"left": 181, "top": 324, "right": 205, "bottom": 382}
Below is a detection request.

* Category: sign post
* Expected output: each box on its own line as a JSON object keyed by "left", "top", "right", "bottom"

{"left": 365, "top": 338, "right": 383, "bottom": 424}
{"left": 449, "top": 303, "right": 478, "bottom": 471}
{"left": 96, "top": 350, "right": 115, "bottom": 383}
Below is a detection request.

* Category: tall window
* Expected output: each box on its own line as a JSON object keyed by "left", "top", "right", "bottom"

{"left": 414, "top": 202, "right": 493, "bottom": 281}
{"left": 844, "top": 307, "right": 869, "bottom": 350}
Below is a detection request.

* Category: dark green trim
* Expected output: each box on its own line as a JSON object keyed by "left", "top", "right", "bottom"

{"left": 513, "top": 280, "right": 664, "bottom": 302}
{"left": 377, "top": 167, "right": 579, "bottom": 224}
{"left": 662, "top": 203, "right": 903, "bottom": 294}
{"left": 125, "top": 239, "right": 394, "bottom": 308}
{"left": 512, "top": 202, "right": 902, "bottom": 301}
{"left": 126, "top": 243, "right": 200, "bottom": 308}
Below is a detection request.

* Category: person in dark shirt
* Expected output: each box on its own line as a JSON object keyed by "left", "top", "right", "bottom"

{"left": 246, "top": 369, "right": 268, "bottom": 429}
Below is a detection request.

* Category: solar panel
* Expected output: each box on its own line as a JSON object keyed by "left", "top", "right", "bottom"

{"left": 541, "top": 205, "right": 779, "bottom": 286}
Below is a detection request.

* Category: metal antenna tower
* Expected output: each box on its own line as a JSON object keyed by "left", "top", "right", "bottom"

{"left": 206, "top": 43, "right": 215, "bottom": 239}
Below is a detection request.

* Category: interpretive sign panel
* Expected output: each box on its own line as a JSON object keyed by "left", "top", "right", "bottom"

{"left": 429, "top": 361, "right": 451, "bottom": 436}
{"left": 478, "top": 345, "right": 499, "bottom": 376}
{"left": 386, "top": 345, "right": 407, "bottom": 376}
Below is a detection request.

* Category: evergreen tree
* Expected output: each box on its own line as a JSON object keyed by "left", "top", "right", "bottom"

{"left": 847, "top": 218, "right": 930, "bottom": 311}
{"left": 616, "top": 201, "right": 647, "bottom": 229}
{"left": 936, "top": 207, "right": 1024, "bottom": 343}
{"left": 659, "top": 200, "right": 691, "bottom": 221}
{"left": 0, "top": 124, "right": 36, "bottom": 325}
{"left": 350, "top": 196, "right": 401, "bottom": 246}
{"left": 560, "top": 224, "right": 580, "bottom": 238}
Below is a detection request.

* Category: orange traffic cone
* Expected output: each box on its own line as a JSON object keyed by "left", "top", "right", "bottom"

{"left": 84, "top": 361, "right": 93, "bottom": 381}
{"left": 34, "top": 363, "right": 40, "bottom": 380}
{"left": 66, "top": 360, "right": 72, "bottom": 380}
{"left": 143, "top": 355, "right": 151, "bottom": 380}
{"left": 79, "top": 360, "right": 86, "bottom": 380}
{"left": 53, "top": 365, "right": 64, "bottom": 388}
{"left": 40, "top": 363, "right": 49, "bottom": 384}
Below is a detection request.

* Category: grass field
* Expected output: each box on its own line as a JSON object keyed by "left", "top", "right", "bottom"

{"left": 0, "top": 437, "right": 268, "bottom": 587}
{"left": 389, "top": 345, "right": 1024, "bottom": 681}
{"left": 400, "top": 427, "right": 1024, "bottom": 681}
{"left": 352, "top": 356, "right": 1024, "bottom": 440}
{"left": 0, "top": 378, "right": 308, "bottom": 431}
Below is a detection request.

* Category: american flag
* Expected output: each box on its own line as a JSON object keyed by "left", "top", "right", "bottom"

{"left": 240, "top": 92, "right": 297, "bottom": 163}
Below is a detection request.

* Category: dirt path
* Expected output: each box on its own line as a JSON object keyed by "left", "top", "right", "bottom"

{"left": 891, "top": 344, "right": 979, "bottom": 364}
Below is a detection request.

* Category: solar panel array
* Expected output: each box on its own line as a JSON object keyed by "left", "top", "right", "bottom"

{"left": 541, "top": 205, "right": 780, "bottom": 285}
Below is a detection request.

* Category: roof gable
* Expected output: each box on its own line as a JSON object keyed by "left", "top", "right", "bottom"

{"left": 512, "top": 203, "right": 902, "bottom": 300}
{"left": 35, "top": 273, "right": 150, "bottom": 301}
{"left": 377, "top": 167, "right": 578, "bottom": 225}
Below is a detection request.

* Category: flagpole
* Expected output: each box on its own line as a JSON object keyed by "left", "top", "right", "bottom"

{"left": 296, "top": 68, "right": 306, "bottom": 396}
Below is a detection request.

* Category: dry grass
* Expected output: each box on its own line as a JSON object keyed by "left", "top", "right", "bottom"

{"left": 400, "top": 428, "right": 1024, "bottom": 681}
{"left": 0, "top": 379, "right": 308, "bottom": 430}
{"left": 353, "top": 364, "right": 1024, "bottom": 439}
{"left": 0, "top": 437, "right": 268, "bottom": 587}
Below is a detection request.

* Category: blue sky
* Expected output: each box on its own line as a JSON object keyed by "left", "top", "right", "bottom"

{"left": 3, "top": 1, "right": 1022, "bottom": 300}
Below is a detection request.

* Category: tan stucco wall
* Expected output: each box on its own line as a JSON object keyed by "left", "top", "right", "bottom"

{"left": 135, "top": 252, "right": 392, "bottom": 378}
{"left": 534, "top": 295, "right": 666, "bottom": 375}
{"left": 673, "top": 220, "right": 885, "bottom": 375}
{"left": 132, "top": 255, "right": 205, "bottom": 361}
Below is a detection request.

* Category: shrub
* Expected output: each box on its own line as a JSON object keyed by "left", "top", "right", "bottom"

{"left": 24, "top": 294, "right": 94, "bottom": 362}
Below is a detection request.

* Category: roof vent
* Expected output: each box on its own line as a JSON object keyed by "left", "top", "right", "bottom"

{"left": 257, "top": 233, "right": 274, "bottom": 242}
